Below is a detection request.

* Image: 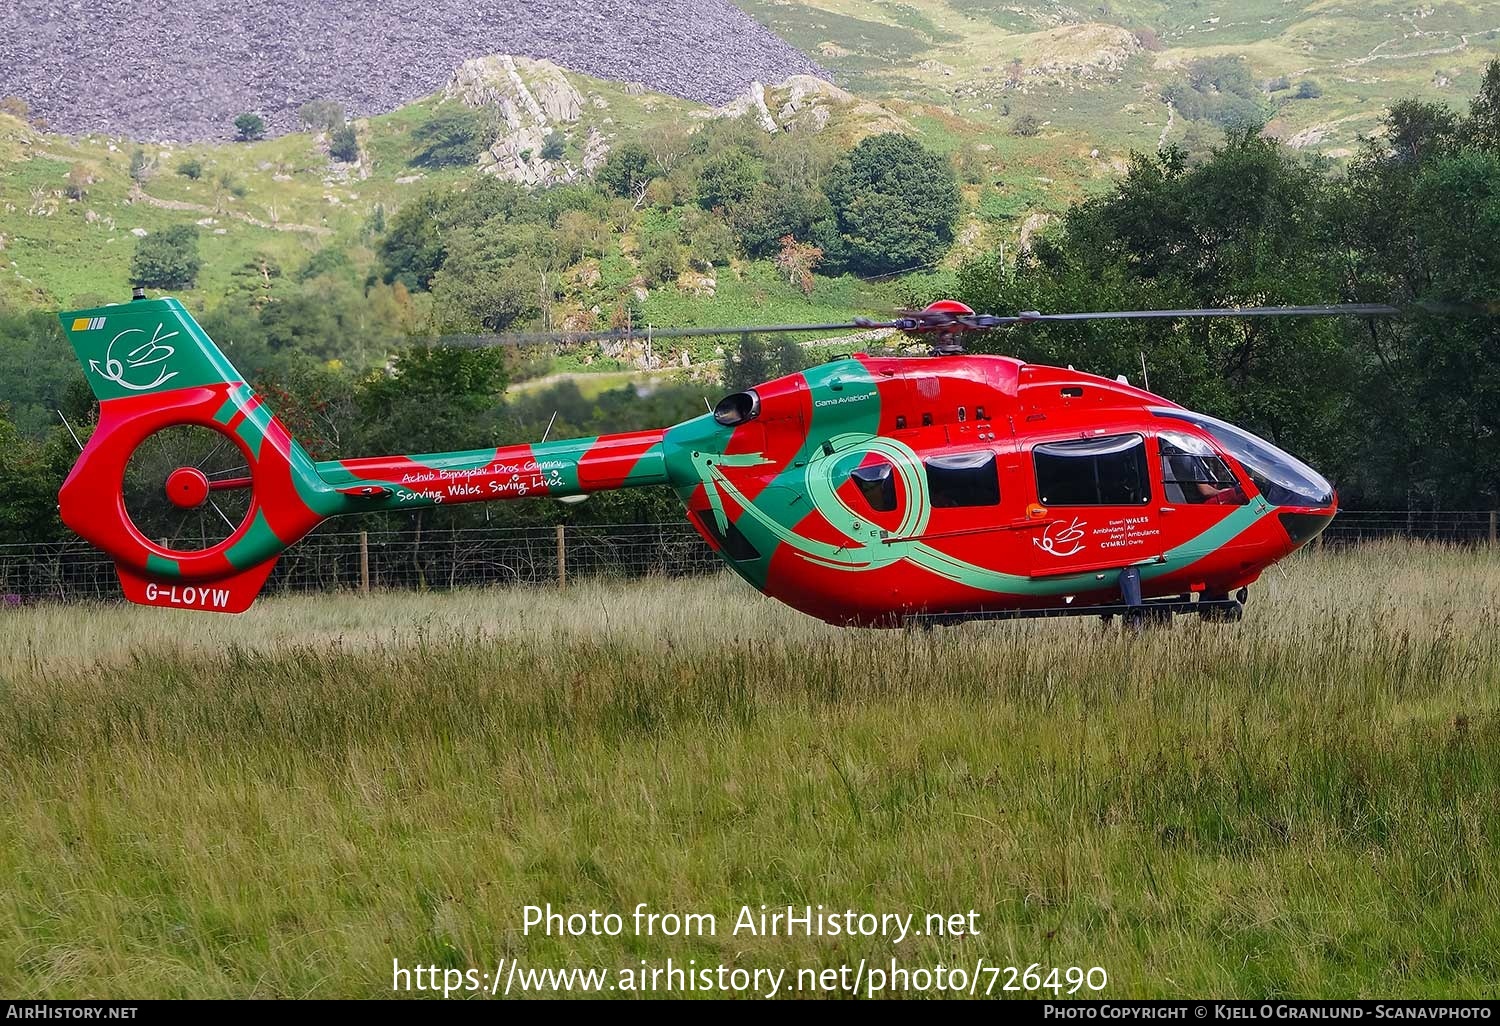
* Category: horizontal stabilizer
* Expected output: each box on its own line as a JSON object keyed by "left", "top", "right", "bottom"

{"left": 114, "top": 558, "right": 278, "bottom": 614}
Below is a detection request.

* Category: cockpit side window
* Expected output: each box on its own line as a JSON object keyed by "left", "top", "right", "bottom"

{"left": 1158, "top": 430, "right": 1246, "bottom": 506}
{"left": 1151, "top": 408, "right": 1333, "bottom": 508}
{"left": 850, "top": 461, "right": 898, "bottom": 512}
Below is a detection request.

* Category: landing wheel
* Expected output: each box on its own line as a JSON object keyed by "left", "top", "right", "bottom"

{"left": 122, "top": 424, "right": 254, "bottom": 554}
{"left": 1198, "top": 588, "right": 1248, "bottom": 623}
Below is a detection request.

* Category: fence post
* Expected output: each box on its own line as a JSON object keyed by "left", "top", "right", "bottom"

{"left": 1490, "top": 511, "right": 1497, "bottom": 546}
{"left": 359, "top": 531, "right": 370, "bottom": 595}
{"left": 556, "top": 524, "right": 567, "bottom": 589}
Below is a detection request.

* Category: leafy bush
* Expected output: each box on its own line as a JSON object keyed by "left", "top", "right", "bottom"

{"left": 540, "top": 133, "right": 566, "bottom": 161}
{"left": 233, "top": 112, "right": 266, "bottom": 142}
{"left": 329, "top": 124, "right": 359, "bottom": 163}
{"left": 1011, "top": 113, "right": 1040, "bottom": 137}
{"left": 697, "top": 149, "right": 763, "bottom": 210}
{"left": 1296, "top": 79, "right": 1324, "bottom": 100}
{"left": 176, "top": 158, "right": 204, "bottom": 180}
{"left": 640, "top": 235, "right": 682, "bottom": 286}
{"left": 130, "top": 225, "right": 201, "bottom": 290}
{"left": 1162, "top": 57, "right": 1265, "bottom": 130}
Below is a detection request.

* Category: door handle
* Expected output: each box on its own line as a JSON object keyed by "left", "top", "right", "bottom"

{"left": 1158, "top": 507, "right": 1174, "bottom": 514}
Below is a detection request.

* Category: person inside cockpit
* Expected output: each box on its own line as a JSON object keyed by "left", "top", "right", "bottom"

{"left": 1159, "top": 433, "right": 1244, "bottom": 505}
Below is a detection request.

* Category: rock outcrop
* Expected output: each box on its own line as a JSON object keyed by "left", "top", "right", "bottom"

{"left": 445, "top": 56, "right": 589, "bottom": 187}
{"left": 717, "top": 75, "right": 909, "bottom": 136}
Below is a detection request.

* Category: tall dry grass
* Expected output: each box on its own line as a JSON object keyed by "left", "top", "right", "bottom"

{"left": 2, "top": 541, "right": 1498, "bottom": 998}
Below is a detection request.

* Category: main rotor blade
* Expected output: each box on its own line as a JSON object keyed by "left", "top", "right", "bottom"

{"left": 430, "top": 302, "right": 1430, "bottom": 350}
{"left": 437, "top": 321, "right": 891, "bottom": 348}
{"left": 994, "top": 303, "right": 1402, "bottom": 325}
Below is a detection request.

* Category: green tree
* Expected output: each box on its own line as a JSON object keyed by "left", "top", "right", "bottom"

{"left": 0, "top": 411, "right": 73, "bottom": 543}
{"left": 129, "top": 225, "right": 202, "bottom": 290}
{"left": 696, "top": 149, "right": 763, "bottom": 211}
{"left": 722, "top": 334, "right": 771, "bottom": 391}
{"left": 639, "top": 232, "right": 682, "bottom": 286}
{"left": 356, "top": 345, "right": 509, "bottom": 456}
{"left": 1383, "top": 99, "right": 1459, "bottom": 164}
{"left": 540, "top": 132, "right": 566, "bottom": 161}
{"left": 176, "top": 158, "right": 204, "bottom": 180}
{"left": 128, "top": 148, "right": 149, "bottom": 182}
{"left": 1462, "top": 58, "right": 1500, "bottom": 150}
{"left": 596, "top": 142, "right": 653, "bottom": 200}
{"left": 430, "top": 220, "right": 548, "bottom": 331}
{"left": 378, "top": 191, "right": 453, "bottom": 291}
{"left": 233, "top": 112, "right": 266, "bottom": 142}
{"left": 957, "top": 132, "right": 1352, "bottom": 483}
{"left": 329, "top": 124, "right": 359, "bottom": 163}
{"left": 727, "top": 181, "right": 834, "bottom": 258}
{"left": 822, "top": 133, "right": 961, "bottom": 276}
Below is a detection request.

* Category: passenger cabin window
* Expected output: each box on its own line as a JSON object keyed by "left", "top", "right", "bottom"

{"left": 1158, "top": 431, "right": 1245, "bottom": 506}
{"left": 926, "top": 451, "right": 1000, "bottom": 508}
{"left": 850, "top": 462, "right": 897, "bottom": 512}
{"left": 1034, "top": 434, "right": 1150, "bottom": 506}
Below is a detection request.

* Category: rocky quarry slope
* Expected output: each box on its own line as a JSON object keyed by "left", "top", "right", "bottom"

{"left": 0, "top": 0, "right": 825, "bottom": 140}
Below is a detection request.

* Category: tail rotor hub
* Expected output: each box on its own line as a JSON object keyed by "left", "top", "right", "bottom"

{"left": 165, "top": 466, "right": 211, "bottom": 509}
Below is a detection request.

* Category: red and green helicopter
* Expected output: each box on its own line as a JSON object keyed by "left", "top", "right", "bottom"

{"left": 55, "top": 293, "right": 1392, "bottom": 626}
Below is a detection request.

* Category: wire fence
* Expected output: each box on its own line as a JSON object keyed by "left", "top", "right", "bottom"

{"left": 0, "top": 511, "right": 1495, "bottom": 605}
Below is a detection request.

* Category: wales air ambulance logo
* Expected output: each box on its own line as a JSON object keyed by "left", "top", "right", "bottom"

{"left": 85, "top": 322, "right": 180, "bottom": 392}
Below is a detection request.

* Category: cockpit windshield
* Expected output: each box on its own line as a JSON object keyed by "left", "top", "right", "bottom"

{"left": 1151, "top": 408, "right": 1334, "bottom": 509}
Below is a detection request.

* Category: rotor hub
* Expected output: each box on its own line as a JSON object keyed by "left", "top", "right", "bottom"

{"left": 165, "top": 466, "right": 211, "bottom": 510}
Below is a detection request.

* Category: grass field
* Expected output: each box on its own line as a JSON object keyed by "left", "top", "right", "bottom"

{"left": 3, "top": 541, "right": 1500, "bottom": 998}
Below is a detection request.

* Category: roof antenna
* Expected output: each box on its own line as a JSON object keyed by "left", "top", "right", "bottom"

{"left": 1139, "top": 351, "right": 1151, "bottom": 393}
{"left": 56, "top": 410, "right": 84, "bottom": 451}
{"left": 541, "top": 410, "right": 558, "bottom": 443}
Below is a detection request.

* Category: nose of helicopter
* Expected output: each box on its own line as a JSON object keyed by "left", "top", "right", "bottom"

{"left": 1277, "top": 490, "right": 1338, "bottom": 549}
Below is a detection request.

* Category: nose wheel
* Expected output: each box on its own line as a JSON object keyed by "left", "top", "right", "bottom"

{"left": 123, "top": 425, "right": 254, "bottom": 554}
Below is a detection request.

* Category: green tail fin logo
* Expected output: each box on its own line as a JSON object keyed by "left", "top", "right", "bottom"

{"left": 62, "top": 296, "right": 242, "bottom": 401}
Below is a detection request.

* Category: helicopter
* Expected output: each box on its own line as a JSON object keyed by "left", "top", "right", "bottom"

{"left": 53, "top": 292, "right": 1396, "bottom": 627}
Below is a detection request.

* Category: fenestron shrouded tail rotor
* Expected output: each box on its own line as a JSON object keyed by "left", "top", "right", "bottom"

{"left": 59, "top": 295, "right": 345, "bottom": 611}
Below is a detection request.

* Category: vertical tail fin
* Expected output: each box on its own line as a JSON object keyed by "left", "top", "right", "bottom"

{"left": 64, "top": 296, "right": 245, "bottom": 401}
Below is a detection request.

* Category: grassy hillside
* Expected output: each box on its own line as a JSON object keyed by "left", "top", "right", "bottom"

{"left": 3, "top": 543, "right": 1500, "bottom": 997}
{"left": 5, "top": 4, "right": 1499, "bottom": 329}
{"left": 0, "top": 70, "right": 703, "bottom": 312}
{"left": 736, "top": 0, "right": 1500, "bottom": 156}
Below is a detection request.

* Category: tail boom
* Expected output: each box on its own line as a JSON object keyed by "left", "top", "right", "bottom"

{"left": 316, "top": 429, "right": 669, "bottom": 510}
{"left": 58, "top": 296, "right": 674, "bottom": 613}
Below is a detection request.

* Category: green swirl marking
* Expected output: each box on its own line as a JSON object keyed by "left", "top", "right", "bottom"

{"left": 693, "top": 432, "right": 1273, "bottom": 599}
